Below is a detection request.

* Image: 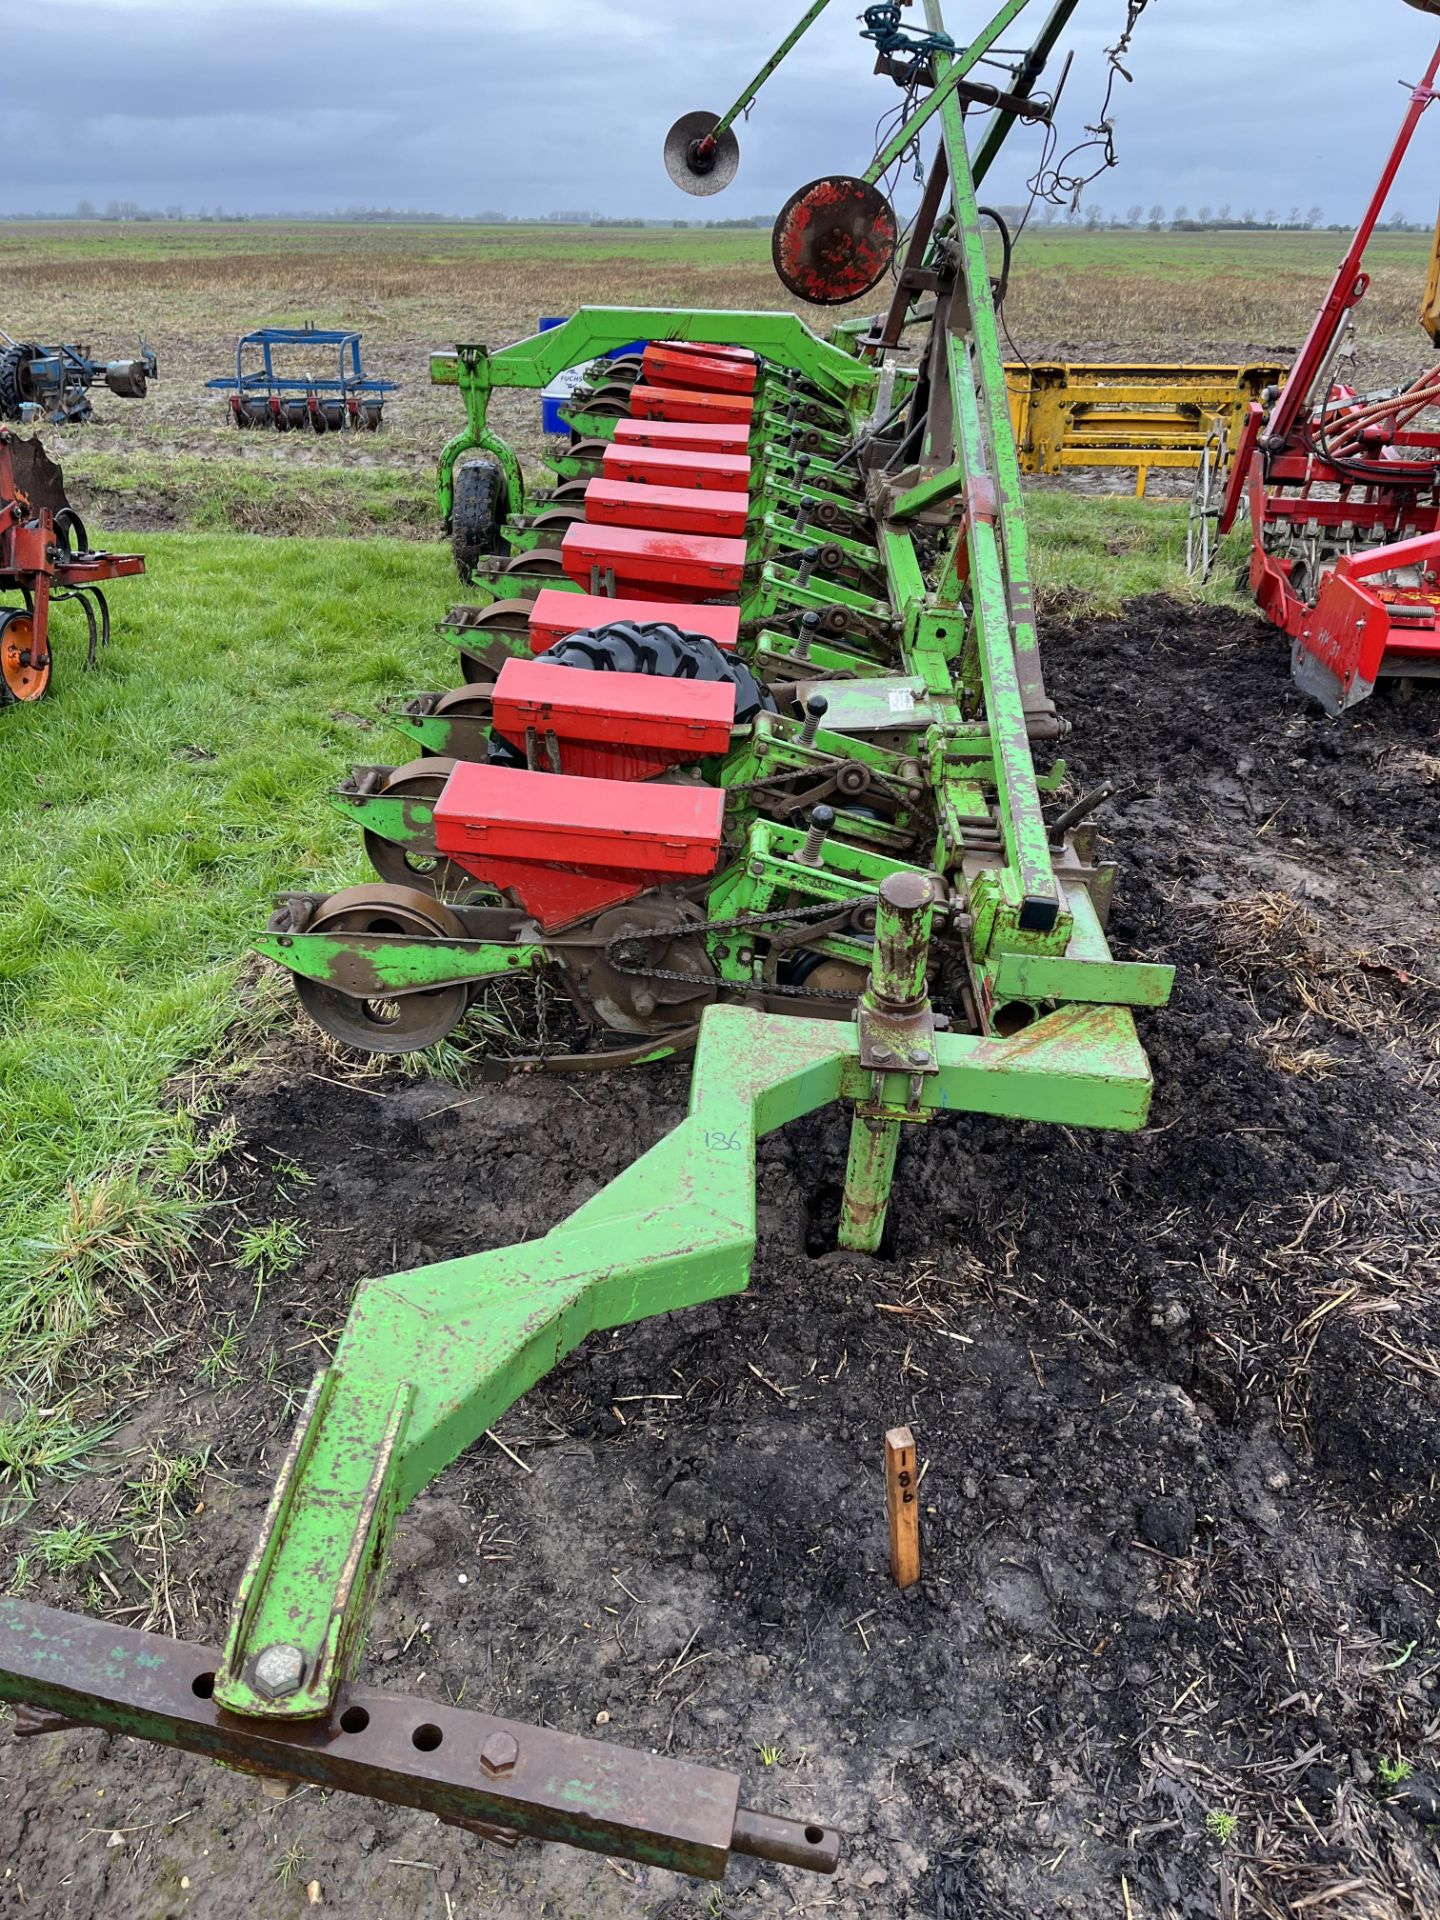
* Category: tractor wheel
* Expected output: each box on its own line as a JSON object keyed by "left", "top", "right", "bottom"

{"left": 0, "top": 343, "right": 43, "bottom": 421}
{"left": 0, "top": 610, "right": 51, "bottom": 704}
{"left": 540, "top": 622, "right": 777, "bottom": 726}
{"left": 451, "top": 457, "right": 509, "bottom": 583}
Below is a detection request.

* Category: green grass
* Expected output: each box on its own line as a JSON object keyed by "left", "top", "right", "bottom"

{"left": 0, "top": 220, "right": 779, "bottom": 271}
{"left": 236, "top": 1216, "right": 307, "bottom": 1287}
{"left": 1, "top": 219, "right": 1431, "bottom": 277}
{"left": 0, "top": 529, "right": 453, "bottom": 1385}
{"left": 0, "top": 1403, "right": 116, "bottom": 1500}
{"left": 63, "top": 451, "right": 435, "bottom": 539}
{"left": 1028, "top": 491, "right": 1246, "bottom": 614}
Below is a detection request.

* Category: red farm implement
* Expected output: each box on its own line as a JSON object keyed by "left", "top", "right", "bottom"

{"left": 1211, "top": 20, "right": 1440, "bottom": 713}
{"left": 0, "top": 430, "right": 144, "bottom": 706}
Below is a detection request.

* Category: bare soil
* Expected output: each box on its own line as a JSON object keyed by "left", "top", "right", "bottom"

{"left": 3, "top": 598, "right": 1438, "bottom": 1920}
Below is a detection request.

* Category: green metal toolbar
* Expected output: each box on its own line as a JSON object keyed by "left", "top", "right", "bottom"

{"left": 0, "top": 0, "right": 1170, "bottom": 1885}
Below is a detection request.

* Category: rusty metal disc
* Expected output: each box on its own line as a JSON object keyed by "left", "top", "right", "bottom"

{"left": 664, "top": 111, "right": 741, "bottom": 197}
{"left": 0, "top": 610, "right": 50, "bottom": 703}
{"left": 448, "top": 597, "right": 532, "bottom": 684}
{"left": 771, "top": 176, "right": 898, "bottom": 306}
{"left": 293, "top": 884, "right": 471, "bottom": 1054}
{"left": 577, "top": 900, "right": 718, "bottom": 1035}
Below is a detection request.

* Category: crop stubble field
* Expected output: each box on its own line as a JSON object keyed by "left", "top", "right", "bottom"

{"left": 0, "top": 223, "right": 1438, "bottom": 1920}
{"left": 2, "top": 221, "right": 1436, "bottom": 531}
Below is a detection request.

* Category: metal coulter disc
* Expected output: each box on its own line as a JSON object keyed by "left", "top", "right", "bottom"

{"left": 664, "top": 111, "right": 741, "bottom": 197}
{"left": 772, "top": 176, "right": 898, "bottom": 305}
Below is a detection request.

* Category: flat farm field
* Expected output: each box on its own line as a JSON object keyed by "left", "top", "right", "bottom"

{"left": 3, "top": 220, "right": 1435, "bottom": 533}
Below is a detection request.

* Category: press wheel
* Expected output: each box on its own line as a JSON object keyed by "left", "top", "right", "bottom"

{"left": 564, "top": 437, "right": 609, "bottom": 471}
{"left": 420, "top": 683, "right": 496, "bottom": 762}
{"left": 504, "top": 547, "right": 567, "bottom": 581}
{"left": 452, "top": 597, "right": 532, "bottom": 682}
{"left": 569, "top": 395, "right": 628, "bottom": 422}
{"left": 293, "top": 883, "right": 471, "bottom": 1054}
{"left": 362, "top": 756, "right": 468, "bottom": 894}
{"left": 528, "top": 505, "right": 586, "bottom": 533}
{"left": 582, "top": 381, "right": 636, "bottom": 407}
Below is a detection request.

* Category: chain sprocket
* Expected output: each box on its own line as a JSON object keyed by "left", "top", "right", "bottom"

{"left": 603, "top": 899, "right": 874, "bottom": 1002}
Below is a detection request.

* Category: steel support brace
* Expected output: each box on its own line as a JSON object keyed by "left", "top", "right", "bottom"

{"left": 839, "top": 873, "right": 938, "bottom": 1250}
{"left": 192, "top": 1000, "right": 1149, "bottom": 1728}
{"left": 213, "top": 1011, "right": 850, "bottom": 1720}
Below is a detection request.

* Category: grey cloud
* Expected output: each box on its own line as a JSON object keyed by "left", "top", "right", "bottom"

{"left": 7, "top": 1, "right": 1440, "bottom": 219}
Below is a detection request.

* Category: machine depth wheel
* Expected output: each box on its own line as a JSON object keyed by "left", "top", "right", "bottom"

{"left": 568, "top": 396, "right": 628, "bottom": 422}
{"left": 451, "top": 597, "right": 534, "bottom": 682}
{"left": 420, "top": 683, "right": 495, "bottom": 759}
{"left": 0, "top": 611, "right": 50, "bottom": 704}
{"left": 451, "top": 457, "right": 509, "bottom": 582}
{"left": 564, "top": 437, "right": 609, "bottom": 473}
{"left": 528, "top": 505, "right": 586, "bottom": 534}
{"left": 293, "top": 884, "right": 471, "bottom": 1054}
{"left": 362, "top": 757, "right": 469, "bottom": 894}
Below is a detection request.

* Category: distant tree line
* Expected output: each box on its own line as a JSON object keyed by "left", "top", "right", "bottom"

{"left": 8, "top": 198, "right": 1432, "bottom": 234}
{"left": 6, "top": 201, "right": 779, "bottom": 228}
{"left": 983, "top": 200, "right": 1431, "bottom": 234}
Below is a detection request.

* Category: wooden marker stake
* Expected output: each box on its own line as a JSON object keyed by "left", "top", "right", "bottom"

{"left": 885, "top": 1425, "right": 920, "bottom": 1590}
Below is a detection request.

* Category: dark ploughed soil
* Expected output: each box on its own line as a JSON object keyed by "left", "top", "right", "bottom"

{"left": 2, "top": 598, "right": 1438, "bottom": 1920}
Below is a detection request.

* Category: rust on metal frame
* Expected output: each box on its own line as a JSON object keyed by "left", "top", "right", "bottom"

{"left": 0, "top": 1597, "right": 841, "bottom": 1881}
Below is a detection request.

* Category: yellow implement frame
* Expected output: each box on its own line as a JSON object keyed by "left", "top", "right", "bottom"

{"left": 1006, "top": 361, "right": 1286, "bottom": 497}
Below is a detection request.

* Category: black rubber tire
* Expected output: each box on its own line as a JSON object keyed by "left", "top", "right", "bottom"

{"left": 0, "top": 343, "right": 42, "bottom": 421}
{"left": 488, "top": 621, "right": 774, "bottom": 767}
{"left": 451, "top": 458, "right": 508, "bottom": 582}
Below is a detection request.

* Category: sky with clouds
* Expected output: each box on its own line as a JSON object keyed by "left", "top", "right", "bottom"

{"left": 10, "top": 1, "right": 1440, "bottom": 224}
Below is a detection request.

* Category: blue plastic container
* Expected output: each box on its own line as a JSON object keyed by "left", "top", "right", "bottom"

{"left": 539, "top": 316, "right": 648, "bottom": 434}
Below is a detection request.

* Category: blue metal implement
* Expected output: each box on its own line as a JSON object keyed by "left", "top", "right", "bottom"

{"left": 207, "top": 324, "right": 398, "bottom": 431}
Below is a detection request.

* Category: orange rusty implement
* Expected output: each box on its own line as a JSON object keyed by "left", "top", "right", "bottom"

{"left": 526, "top": 588, "right": 740, "bottom": 654}
{"left": 584, "top": 479, "right": 750, "bottom": 539}
{"left": 657, "top": 339, "right": 756, "bottom": 363}
{"left": 612, "top": 418, "right": 752, "bottom": 456}
{"left": 561, "top": 522, "right": 747, "bottom": 599}
{"left": 642, "top": 344, "right": 758, "bottom": 396}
